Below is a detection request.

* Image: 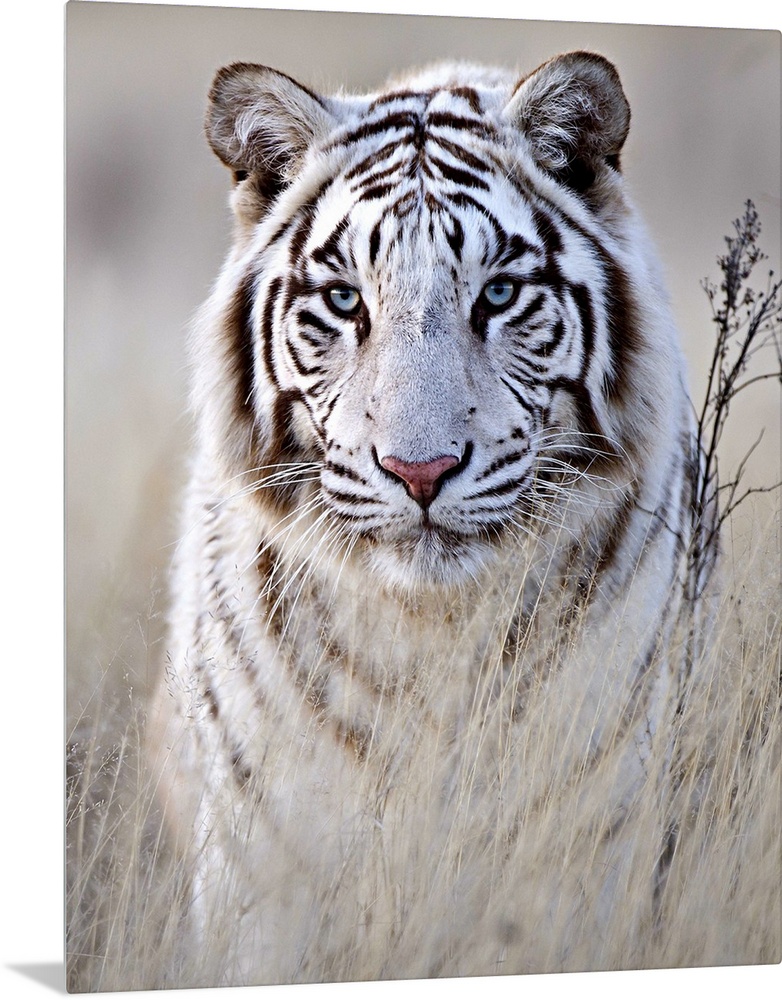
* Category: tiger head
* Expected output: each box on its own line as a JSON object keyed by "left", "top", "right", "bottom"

{"left": 194, "top": 53, "right": 681, "bottom": 592}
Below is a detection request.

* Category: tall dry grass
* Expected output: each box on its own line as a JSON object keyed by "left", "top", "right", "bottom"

{"left": 65, "top": 497, "right": 780, "bottom": 992}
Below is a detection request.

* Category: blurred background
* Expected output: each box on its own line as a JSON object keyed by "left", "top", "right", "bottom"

{"left": 66, "top": 1, "right": 780, "bottom": 713}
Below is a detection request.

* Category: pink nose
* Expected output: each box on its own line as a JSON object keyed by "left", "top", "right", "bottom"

{"left": 379, "top": 454, "right": 460, "bottom": 507}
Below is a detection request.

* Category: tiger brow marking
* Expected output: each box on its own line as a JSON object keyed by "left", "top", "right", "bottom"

{"left": 333, "top": 110, "right": 421, "bottom": 148}
{"left": 425, "top": 153, "right": 490, "bottom": 191}
{"left": 432, "top": 135, "right": 501, "bottom": 175}
{"left": 348, "top": 158, "right": 406, "bottom": 192}
{"left": 492, "top": 233, "right": 538, "bottom": 269}
{"left": 425, "top": 110, "right": 496, "bottom": 138}
{"left": 443, "top": 189, "right": 503, "bottom": 231}
{"left": 310, "top": 215, "right": 351, "bottom": 270}
{"left": 267, "top": 177, "right": 334, "bottom": 250}
{"left": 344, "top": 140, "right": 410, "bottom": 181}
{"left": 369, "top": 221, "right": 382, "bottom": 266}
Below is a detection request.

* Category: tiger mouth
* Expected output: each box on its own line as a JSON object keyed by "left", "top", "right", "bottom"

{"left": 365, "top": 517, "right": 504, "bottom": 590}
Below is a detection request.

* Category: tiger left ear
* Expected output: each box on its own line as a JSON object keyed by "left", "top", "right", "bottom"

{"left": 504, "top": 51, "right": 630, "bottom": 192}
{"left": 206, "top": 63, "right": 335, "bottom": 186}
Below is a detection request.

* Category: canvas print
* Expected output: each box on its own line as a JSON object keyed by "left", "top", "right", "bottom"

{"left": 66, "top": 2, "right": 781, "bottom": 992}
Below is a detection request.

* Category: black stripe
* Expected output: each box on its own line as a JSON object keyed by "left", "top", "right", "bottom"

{"left": 285, "top": 336, "right": 325, "bottom": 378}
{"left": 426, "top": 153, "right": 490, "bottom": 191}
{"left": 466, "top": 476, "right": 525, "bottom": 501}
{"left": 570, "top": 283, "right": 595, "bottom": 378}
{"left": 335, "top": 110, "right": 420, "bottom": 147}
{"left": 525, "top": 188, "right": 642, "bottom": 407}
{"left": 515, "top": 292, "right": 547, "bottom": 328}
{"left": 344, "top": 140, "right": 408, "bottom": 181}
{"left": 431, "top": 135, "right": 497, "bottom": 175}
{"left": 320, "top": 391, "right": 341, "bottom": 429}
{"left": 260, "top": 276, "right": 282, "bottom": 390}
{"left": 528, "top": 317, "right": 565, "bottom": 357}
{"left": 592, "top": 490, "right": 638, "bottom": 591}
{"left": 311, "top": 215, "right": 351, "bottom": 270}
{"left": 393, "top": 189, "right": 419, "bottom": 218}
{"left": 500, "top": 376, "right": 537, "bottom": 416}
{"left": 287, "top": 206, "right": 318, "bottom": 266}
{"left": 475, "top": 450, "right": 529, "bottom": 481}
{"left": 227, "top": 271, "right": 258, "bottom": 419}
{"left": 445, "top": 213, "right": 465, "bottom": 261}
{"left": 266, "top": 177, "right": 333, "bottom": 250}
{"left": 547, "top": 375, "right": 606, "bottom": 446}
{"left": 493, "top": 233, "right": 537, "bottom": 269}
{"left": 323, "top": 486, "right": 382, "bottom": 506}
{"left": 532, "top": 206, "right": 563, "bottom": 254}
{"left": 350, "top": 159, "right": 404, "bottom": 191}
{"left": 443, "top": 190, "right": 509, "bottom": 255}
{"left": 447, "top": 86, "right": 482, "bottom": 114}
{"left": 369, "top": 221, "right": 382, "bottom": 266}
{"left": 599, "top": 256, "right": 642, "bottom": 402}
{"left": 324, "top": 460, "right": 368, "bottom": 485}
{"left": 359, "top": 182, "right": 396, "bottom": 202}
{"left": 425, "top": 110, "right": 493, "bottom": 137}
{"left": 368, "top": 89, "right": 426, "bottom": 111}
{"left": 297, "top": 308, "right": 341, "bottom": 342}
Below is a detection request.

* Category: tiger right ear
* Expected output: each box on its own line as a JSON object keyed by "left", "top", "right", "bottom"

{"left": 206, "top": 63, "right": 335, "bottom": 186}
{"left": 504, "top": 52, "right": 630, "bottom": 192}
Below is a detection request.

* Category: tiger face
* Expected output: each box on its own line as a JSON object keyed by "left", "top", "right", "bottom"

{"left": 200, "top": 55, "right": 662, "bottom": 591}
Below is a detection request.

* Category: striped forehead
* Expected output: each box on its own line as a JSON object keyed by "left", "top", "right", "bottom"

{"left": 334, "top": 86, "right": 502, "bottom": 199}
{"left": 296, "top": 87, "right": 538, "bottom": 275}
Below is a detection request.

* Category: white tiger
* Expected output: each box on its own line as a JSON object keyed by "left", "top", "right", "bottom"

{"left": 150, "top": 52, "right": 701, "bottom": 985}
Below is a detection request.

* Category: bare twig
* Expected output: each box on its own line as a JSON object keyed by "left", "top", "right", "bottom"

{"left": 686, "top": 200, "right": 781, "bottom": 608}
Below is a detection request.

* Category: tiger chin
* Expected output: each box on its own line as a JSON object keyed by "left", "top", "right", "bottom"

{"left": 149, "top": 51, "right": 709, "bottom": 986}
{"left": 365, "top": 522, "right": 500, "bottom": 594}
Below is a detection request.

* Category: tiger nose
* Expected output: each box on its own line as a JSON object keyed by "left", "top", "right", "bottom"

{"left": 378, "top": 453, "right": 461, "bottom": 508}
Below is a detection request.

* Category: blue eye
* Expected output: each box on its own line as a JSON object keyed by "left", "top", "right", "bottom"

{"left": 481, "top": 279, "right": 518, "bottom": 310}
{"left": 326, "top": 286, "right": 362, "bottom": 316}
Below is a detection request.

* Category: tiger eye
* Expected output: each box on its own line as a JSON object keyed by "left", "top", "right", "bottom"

{"left": 327, "top": 286, "right": 363, "bottom": 316}
{"left": 481, "top": 279, "right": 518, "bottom": 310}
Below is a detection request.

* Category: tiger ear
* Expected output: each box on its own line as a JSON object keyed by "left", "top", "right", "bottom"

{"left": 206, "top": 63, "right": 335, "bottom": 186}
{"left": 504, "top": 52, "right": 630, "bottom": 192}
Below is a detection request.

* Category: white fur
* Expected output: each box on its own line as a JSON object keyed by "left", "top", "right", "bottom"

{"left": 150, "top": 54, "right": 699, "bottom": 985}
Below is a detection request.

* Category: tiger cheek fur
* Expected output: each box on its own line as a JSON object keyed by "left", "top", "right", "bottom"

{"left": 150, "top": 52, "right": 701, "bottom": 983}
